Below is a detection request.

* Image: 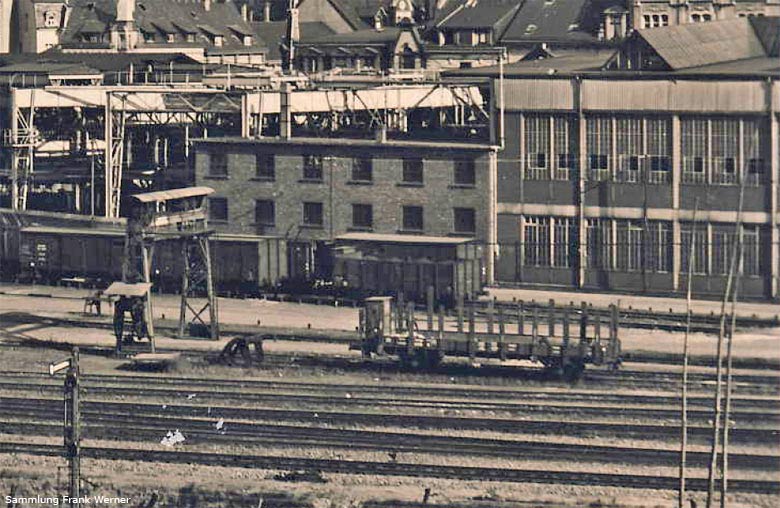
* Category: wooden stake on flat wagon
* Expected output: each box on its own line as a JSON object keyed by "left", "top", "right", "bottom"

{"left": 468, "top": 304, "right": 476, "bottom": 360}
{"left": 426, "top": 286, "right": 435, "bottom": 331}
{"left": 580, "top": 302, "right": 589, "bottom": 346}
{"left": 487, "top": 298, "right": 495, "bottom": 334}
{"left": 531, "top": 305, "right": 539, "bottom": 347}
{"left": 498, "top": 305, "right": 506, "bottom": 361}
{"left": 438, "top": 305, "right": 446, "bottom": 354}
{"left": 562, "top": 305, "right": 570, "bottom": 351}
{"left": 397, "top": 292, "right": 405, "bottom": 332}
{"left": 548, "top": 299, "right": 556, "bottom": 337}
{"left": 406, "top": 301, "right": 415, "bottom": 357}
{"left": 517, "top": 300, "right": 525, "bottom": 336}
{"left": 593, "top": 304, "right": 601, "bottom": 344}
{"left": 456, "top": 295, "right": 464, "bottom": 333}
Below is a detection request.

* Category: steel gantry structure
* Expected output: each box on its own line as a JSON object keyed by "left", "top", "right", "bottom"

{"left": 1, "top": 78, "right": 487, "bottom": 218}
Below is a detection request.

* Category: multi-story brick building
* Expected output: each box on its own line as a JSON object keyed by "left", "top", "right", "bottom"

{"left": 629, "top": 0, "right": 780, "bottom": 29}
{"left": 192, "top": 135, "right": 498, "bottom": 291}
{"left": 456, "top": 16, "right": 780, "bottom": 299}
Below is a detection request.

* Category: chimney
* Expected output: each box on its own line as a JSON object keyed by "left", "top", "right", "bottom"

{"left": 204, "top": 0, "right": 211, "bottom": 11}
{"left": 264, "top": 1, "right": 271, "bottom": 22}
{"left": 241, "top": 3, "right": 249, "bottom": 21}
{"left": 116, "top": 0, "right": 135, "bottom": 22}
{"left": 280, "top": 83, "right": 292, "bottom": 139}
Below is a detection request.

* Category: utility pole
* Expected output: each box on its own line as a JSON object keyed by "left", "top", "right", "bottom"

{"left": 679, "top": 200, "right": 698, "bottom": 508}
{"left": 50, "top": 348, "right": 81, "bottom": 506}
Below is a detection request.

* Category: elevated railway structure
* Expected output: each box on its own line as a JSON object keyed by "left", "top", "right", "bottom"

{"left": 0, "top": 69, "right": 487, "bottom": 218}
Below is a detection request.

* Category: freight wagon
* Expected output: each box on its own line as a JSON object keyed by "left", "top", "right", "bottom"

{"left": 0, "top": 218, "right": 287, "bottom": 293}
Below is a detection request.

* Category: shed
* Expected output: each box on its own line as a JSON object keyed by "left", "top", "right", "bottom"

{"left": 332, "top": 233, "right": 484, "bottom": 304}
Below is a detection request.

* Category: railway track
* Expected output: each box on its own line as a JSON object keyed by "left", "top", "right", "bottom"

{"left": 2, "top": 378, "right": 778, "bottom": 425}
{"left": 3, "top": 370, "right": 777, "bottom": 405}
{"left": 3, "top": 396, "right": 778, "bottom": 445}
{"left": 2, "top": 441, "right": 777, "bottom": 494}
{"left": 3, "top": 412, "right": 779, "bottom": 471}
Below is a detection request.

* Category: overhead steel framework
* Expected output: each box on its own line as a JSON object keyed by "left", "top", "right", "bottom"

{"left": 1, "top": 80, "right": 487, "bottom": 218}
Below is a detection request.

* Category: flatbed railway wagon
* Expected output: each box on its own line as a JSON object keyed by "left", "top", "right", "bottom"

{"left": 353, "top": 296, "right": 622, "bottom": 379}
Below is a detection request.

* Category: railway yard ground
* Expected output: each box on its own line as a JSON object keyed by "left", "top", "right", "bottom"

{"left": 0, "top": 284, "right": 779, "bottom": 507}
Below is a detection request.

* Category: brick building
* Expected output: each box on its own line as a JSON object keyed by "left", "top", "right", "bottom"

{"left": 192, "top": 136, "right": 498, "bottom": 285}
{"left": 454, "top": 16, "right": 780, "bottom": 299}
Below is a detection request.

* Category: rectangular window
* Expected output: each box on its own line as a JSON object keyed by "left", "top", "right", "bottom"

{"left": 303, "top": 154, "right": 323, "bottom": 181}
{"left": 454, "top": 158, "right": 476, "bottom": 186}
{"left": 351, "top": 157, "right": 373, "bottom": 182}
{"left": 402, "top": 206, "right": 424, "bottom": 232}
{"left": 646, "top": 221, "right": 672, "bottom": 273}
{"left": 208, "top": 197, "right": 228, "bottom": 222}
{"left": 711, "top": 118, "right": 739, "bottom": 184}
{"left": 352, "top": 204, "right": 373, "bottom": 229}
{"left": 254, "top": 199, "right": 275, "bottom": 226}
{"left": 616, "top": 220, "right": 644, "bottom": 272}
{"left": 616, "top": 117, "right": 642, "bottom": 180}
{"left": 743, "top": 226, "right": 760, "bottom": 276}
{"left": 681, "top": 224, "right": 708, "bottom": 276}
{"left": 303, "top": 202, "right": 323, "bottom": 226}
{"left": 454, "top": 207, "right": 476, "bottom": 234}
{"left": 525, "top": 115, "right": 550, "bottom": 180}
{"left": 523, "top": 217, "right": 549, "bottom": 267}
{"left": 586, "top": 219, "right": 611, "bottom": 270}
{"left": 553, "top": 116, "right": 576, "bottom": 180}
{"left": 402, "top": 158, "right": 424, "bottom": 184}
{"left": 552, "top": 218, "right": 575, "bottom": 268}
{"left": 712, "top": 225, "right": 737, "bottom": 276}
{"left": 681, "top": 117, "right": 707, "bottom": 183}
{"left": 256, "top": 154, "right": 275, "bottom": 180}
{"left": 587, "top": 116, "right": 611, "bottom": 180}
{"left": 209, "top": 153, "right": 228, "bottom": 177}
{"left": 744, "top": 119, "right": 764, "bottom": 185}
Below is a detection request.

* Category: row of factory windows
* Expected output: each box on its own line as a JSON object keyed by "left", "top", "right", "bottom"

{"left": 208, "top": 197, "right": 477, "bottom": 235}
{"left": 518, "top": 216, "right": 761, "bottom": 276}
{"left": 521, "top": 115, "right": 766, "bottom": 186}
{"left": 208, "top": 153, "right": 477, "bottom": 187}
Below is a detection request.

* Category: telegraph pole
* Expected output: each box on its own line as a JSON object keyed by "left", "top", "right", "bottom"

{"left": 50, "top": 347, "right": 81, "bottom": 505}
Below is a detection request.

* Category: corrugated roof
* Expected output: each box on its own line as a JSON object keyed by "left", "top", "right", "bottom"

{"left": 336, "top": 232, "right": 476, "bottom": 245}
{"left": 252, "top": 21, "right": 335, "bottom": 61}
{"left": 637, "top": 18, "right": 766, "bottom": 70}
{"left": 133, "top": 186, "right": 214, "bottom": 203}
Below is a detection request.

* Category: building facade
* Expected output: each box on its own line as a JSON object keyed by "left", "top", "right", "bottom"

{"left": 459, "top": 17, "right": 780, "bottom": 299}
{"left": 192, "top": 136, "right": 497, "bottom": 282}
{"left": 629, "top": 0, "right": 780, "bottom": 28}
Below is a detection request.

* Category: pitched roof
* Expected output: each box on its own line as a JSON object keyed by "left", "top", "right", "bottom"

{"left": 636, "top": 18, "right": 766, "bottom": 70}
{"left": 60, "top": 0, "right": 265, "bottom": 52}
{"left": 252, "top": 21, "right": 335, "bottom": 60}
{"left": 434, "top": 0, "right": 520, "bottom": 30}
{"left": 750, "top": 15, "right": 780, "bottom": 57}
{"left": 499, "top": 0, "right": 598, "bottom": 44}
{"left": 446, "top": 48, "right": 616, "bottom": 76}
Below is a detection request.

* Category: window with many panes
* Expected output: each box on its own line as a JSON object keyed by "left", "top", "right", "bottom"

{"left": 351, "top": 157, "right": 373, "bottom": 182}
{"left": 453, "top": 207, "right": 476, "bottom": 234}
{"left": 303, "top": 202, "right": 323, "bottom": 226}
{"left": 208, "top": 197, "right": 228, "bottom": 222}
{"left": 302, "top": 154, "right": 323, "bottom": 181}
{"left": 523, "top": 217, "right": 549, "bottom": 267}
{"left": 209, "top": 153, "right": 228, "bottom": 177}
{"left": 552, "top": 218, "right": 575, "bottom": 268}
{"left": 402, "top": 158, "right": 423, "bottom": 184}
{"left": 402, "top": 206, "right": 424, "bottom": 232}
{"left": 256, "top": 154, "right": 275, "bottom": 180}
{"left": 453, "top": 159, "right": 476, "bottom": 186}
{"left": 255, "top": 199, "right": 275, "bottom": 226}
{"left": 587, "top": 116, "right": 611, "bottom": 179}
{"left": 352, "top": 204, "right": 373, "bottom": 230}
{"left": 681, "top": 223, "right": 708, "bottom": 275}
{"left": 615, "top": 220, "right": 644, "bottom": 272}
{"left": 586, "top": 218, "right": 611, "bottom": 269}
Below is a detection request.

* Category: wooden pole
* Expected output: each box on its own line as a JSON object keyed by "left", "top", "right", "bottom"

{"left": 721, "top": 204, "right": 744, "bottom": 508}
{"left": 498, "top": 304, "right": 506, "bottom": 360}
{"left": 438, "top": 305, "right": 446, "bottom": 354}
{"left": 468, "top": 304, "right": 476, "bottom": 360}
{"left": 65, "top": 348, "right": 81, "bottom": 506}
{"left": 679, "top": 200, "right": 698, "bottom": 508}
{"left": 548, "top": 298, "right": 556, "bottom": 337}
{"left": 457, "top": 294, "right": 464, "bottom": 333}
{"left": 706, "top": 161, "right": 746, "bottom": 508}
{"left": 487, "top": 298, "right": 495, "bottom": 334}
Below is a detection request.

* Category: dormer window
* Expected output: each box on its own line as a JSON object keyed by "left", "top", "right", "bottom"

{"left": 167, "top": 33, "right": 175, "bottom": 43}
{"left": 243, "top": 35, "right": 252, "bottom": 46}
{"left": 143, "top": 31, "right": 155, "bottom": 43}
{"left": 43, "top": 10, "right": 58, "bottom": 28}
{"left": 186, "top": 33, "right": 196, "bottom": 43}
{"left": 213, "top": 35, "right": 223, "bottom": 47}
